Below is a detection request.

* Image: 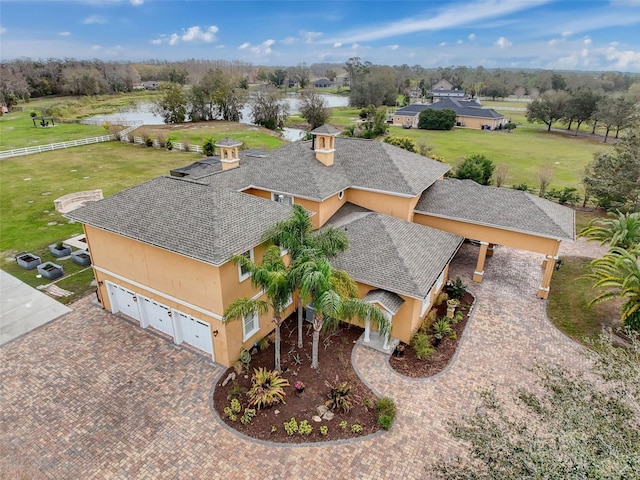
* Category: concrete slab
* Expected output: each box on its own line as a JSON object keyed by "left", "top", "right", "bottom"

{"left": 0, "top": 269, "right": 71, "bottom": 345}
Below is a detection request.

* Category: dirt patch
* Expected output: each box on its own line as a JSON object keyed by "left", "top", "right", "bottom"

{"left": 212, "top": 315, "right": 381, "bottom": 443}
{"left": 389, "top": 292, "right": 474, "bottom": 378}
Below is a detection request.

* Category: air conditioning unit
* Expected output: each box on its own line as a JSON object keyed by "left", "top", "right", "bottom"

{"left": 304, "top": 304, "right": 316, "bottom": 323}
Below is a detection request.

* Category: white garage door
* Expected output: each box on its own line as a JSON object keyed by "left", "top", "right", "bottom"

{"left": 107, "top": 283, "right": 141, "bottom": 321}
{"left": 175, "top": 311, "right": 213, "bottom": 356}
{"left": 140, "top": 297, "right": 174, "bottom": 337}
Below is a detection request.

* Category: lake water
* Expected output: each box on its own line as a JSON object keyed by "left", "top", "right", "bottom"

{"left": 85, "top": 93, "right": 349, "bottom": 142}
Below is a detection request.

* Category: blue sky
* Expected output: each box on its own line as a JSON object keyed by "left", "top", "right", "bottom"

{"left": 2, "top": 0, "right": 640, "bottom": 72}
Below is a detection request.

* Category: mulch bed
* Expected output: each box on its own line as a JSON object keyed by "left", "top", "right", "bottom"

{"left": 212, "top": 315, "right": 381, "bottom": 443}
{"left": 389, "top": 292, "right": 475, "bottom": 378}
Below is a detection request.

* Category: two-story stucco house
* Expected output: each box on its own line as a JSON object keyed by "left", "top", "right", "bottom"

{"left": 67, "top": 126, "right": 574, "bottom": 366}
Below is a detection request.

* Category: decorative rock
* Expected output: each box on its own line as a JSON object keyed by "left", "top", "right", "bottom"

{"left": 47, "top": 222, "right": 57, "bottom": 226}
{"left": 274, "top": 410, "right": 280, "bottom": 415}
{"left": 317, "top": 405, "right": 328, "bottom": 416}
{"left": 312, "top": 416, "right": 322, "bottom": 423}
{"left": 221, "top": 372, "right": 236, "bottom": 387}
{"left": 322, "top": 411, "right": 335, "bottom": 421}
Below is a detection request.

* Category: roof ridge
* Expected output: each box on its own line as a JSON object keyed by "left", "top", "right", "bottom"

{"left": 378, "top": 215, "right": 423, "bottom": 296}
{"left": 525, "top": 193, "right": 575, "bottom": 239}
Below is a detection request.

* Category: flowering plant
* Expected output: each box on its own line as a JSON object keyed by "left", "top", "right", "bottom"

{"left": 294, "top": 381, "right": 306, "bottom": 391}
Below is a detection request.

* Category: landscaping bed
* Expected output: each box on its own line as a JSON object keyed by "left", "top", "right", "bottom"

{"left": 389, "top": 291, "right": 474, "bottom": 378}
{"left": 212, "top": 314, "right": 386, "bottom": 443}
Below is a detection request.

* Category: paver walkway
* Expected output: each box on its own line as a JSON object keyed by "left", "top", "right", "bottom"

{"left": 0, "top": 242, "right": 597, "bottom": 479}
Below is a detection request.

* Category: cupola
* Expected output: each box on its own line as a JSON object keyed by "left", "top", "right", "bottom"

{"left": 310, "top": 124, "right": 341, "bottom": 167}
{"left": 215, "top": 137, "right": 243, "bottom": 170}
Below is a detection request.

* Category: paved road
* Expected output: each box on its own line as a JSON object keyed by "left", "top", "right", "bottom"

{"left": 0, "top": 243, "right": 594, "bottom": 479}
{"left": 0, "top": 269, "right": 71, "bottom": 346}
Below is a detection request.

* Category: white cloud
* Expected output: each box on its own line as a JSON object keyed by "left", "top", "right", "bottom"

{"left": 351, "top": 43, "right": 361, "bottom": 50}
{"left": 439, "top": 42, "right": 447, "bottom": 47}
{"left": 468, "top": 33, "right": 476, "bottom": 41}
{"left": 281, "top": 36, "right": 296, "bottom": 45}
{"left": 302, "top": 31, "right": 322, "bottom": 43}
{"left": 0, "top": 26, "right": 7, "bottom": 35}
{"left": 253, "top": 39, "right": 275, "bottom": 54}
{"left": 326, "top": 0, "right": 552, "bottom": 44}
{"left": 83, "top": 15, "right": 107, "bottom": 25}
{"left": 457, "top": 39, "right": 463, "bottom": 44}
{"left": 389, "top": 44, "right": 399, "bottom": 50}
{"left": 496, "top": 36, "right": 512, "bottom": 49}
{"left": 130, "top": 0, "right": 143, "bottom": 5}
{"left": 59, "top": 31, "right": 71, "bottom": 37}
{"left": 239, "top": 39, "right": 275, "bottom": 55}
{"left": 548, "top": 39, "right": 557, "bottom": 46}
{"left": 91, "top": 45, "right": 102, "bottom": 51}
{"left": 584, "top": 37, "right": 592, "bottom": 45}
{"left": 155, "top": 25, "right": 218, "bottom": 46}
{"left": 604, "top": 45, "right": 640, "bottom": 69}
{"left": 333, "top": 42, "right": 342, "bottom": 48}
{"left": 561, "top": 31, "right": 572, "bottom": 37}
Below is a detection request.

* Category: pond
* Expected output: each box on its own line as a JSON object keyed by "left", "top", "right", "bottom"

{"left": 84, "top": 93, "right": 349, "bottom": 142}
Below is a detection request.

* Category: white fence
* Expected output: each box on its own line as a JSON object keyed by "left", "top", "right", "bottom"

{"left": 0, "top": 120, "right": 142, "bottom": 160}
{"left": 0, "top": 135, "right": 116, "bottom": 160}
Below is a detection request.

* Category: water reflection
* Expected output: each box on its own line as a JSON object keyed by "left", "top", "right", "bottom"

{"left": 85, "top": 93, "right": 349, "bottom": 142}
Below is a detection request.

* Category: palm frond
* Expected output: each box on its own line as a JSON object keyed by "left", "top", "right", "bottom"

{"left": 223, "top": 298, "right": 269, "bottom": 323}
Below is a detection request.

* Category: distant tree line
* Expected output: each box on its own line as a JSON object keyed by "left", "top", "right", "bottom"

{"left": 5, "top": 57, "right": 637, "bottom": 111}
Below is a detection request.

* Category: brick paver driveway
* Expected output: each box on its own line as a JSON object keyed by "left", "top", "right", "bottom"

{"left": 1, "top": 242, "right": 594, "bottom": 479}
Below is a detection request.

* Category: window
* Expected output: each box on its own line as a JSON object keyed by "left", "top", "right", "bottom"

{"left": 238, "top": 249, "right": 254, "bottom": 282}
{"left": 338, "top": 190, "right": 344, "bottom": 200}
{"left": 242, "top": 311, "right": 259, "bottom": 340}
{"left": 434, "top": 270, "right": 445, "bottom": 293}
{"left": 271, "top": 192, "right": 294, "bottom": 206}
{"left": 420, "top": 294, "right": 431, "bottom": 316}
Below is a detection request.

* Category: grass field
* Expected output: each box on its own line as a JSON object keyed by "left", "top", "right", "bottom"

{"left": 0, "top": 110, "right": 107, "bottom": 150}
{"left": 547, "top": 255, "right": 621, "bottom": 344}
{"left": 388, "top": 124, "right": 610, "bottom": 190}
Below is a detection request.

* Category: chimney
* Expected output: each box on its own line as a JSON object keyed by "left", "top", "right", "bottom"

{"left": 215, "top": 137, "right": 243, "bottom": 170}
{"left": 310, "top": 124, "right": 341, "bottom": 167}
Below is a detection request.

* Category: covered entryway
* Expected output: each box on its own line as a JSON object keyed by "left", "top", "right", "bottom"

{"left": 362, "top": 289, "right": 403, "bottom": 353}
{"left": 106, "top": 282, "right": 141, "bottom": 321}
{"left": 174, "top": 310, "right": 214, "bottom": 358}
{"left": 139, "top": 296, "right": 174, "bottom": 337}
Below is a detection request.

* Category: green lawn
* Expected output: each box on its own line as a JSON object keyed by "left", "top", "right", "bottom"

{"left": 0, "top": 120, "right": 288, "bottom": 303}
{"left": 141, "top": 122, "right": 286, "bottom": 151}
{"left": 388, "top": 125, "right": 610, "bottom": 190}
{"left": 547, "top": 256, "right": 620, "bottom": 344}
{"left": 0, "top": 142, "right": 203, "bottom": 254}
{"left": 0, "top": 109, "right": 107, "bottom": 150}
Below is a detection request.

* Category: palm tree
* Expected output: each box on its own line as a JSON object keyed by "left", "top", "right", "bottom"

{"left": 587, "top": 246, "right": 640, "bottom": 331}
{"left": 295, "top": 254, "right": 389, "bottom": 369}
{"left": 223, "top": 245, "right": 292, "bottom": 372}
{"left": 262, "top": 204, "right": 348, "bottom": 348}
{"left": 579, "top": 211, "right": 640, "bottom": 251}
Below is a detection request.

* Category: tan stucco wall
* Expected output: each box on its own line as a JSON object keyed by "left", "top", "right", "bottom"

{"left": 85, "top": 225, "right": 294, "bottom": 367}
{"left": 459, "top": 116, "right": 505, "bottom": 129}
{"left": 413, "top": 214, "right": 561, "bottom": 255}
{"left": 347, "top": 189, "right": 419, "bottom": 222}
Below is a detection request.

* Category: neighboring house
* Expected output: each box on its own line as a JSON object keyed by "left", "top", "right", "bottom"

{"left": 334, "top": 72, "right": 349, "bottom": 87}
{"left": 312, "top": 78, "right": 334, "bottom": 88}
{"left": 68, "top": 126, "right": 573, "bottom": 367}
{"left": 407, "top": 86, "right": 423, "bottom": 99}
{"left": 143, "top": 81, "right": 159, "bottom": 90}
{"left": 428, "top": 79, "right": 467, "bottom": 101}
{"left": 393, "top": 98, "right": 507, "bottom": 129}
{"left": 431, "top": 79, "right": 454, "bottom": 91}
